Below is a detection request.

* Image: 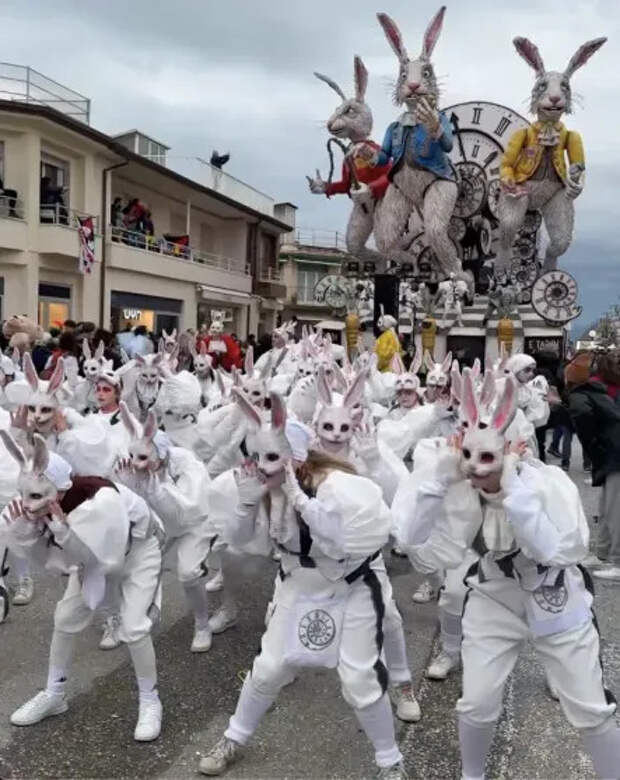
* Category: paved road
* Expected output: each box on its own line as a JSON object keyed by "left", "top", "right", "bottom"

{"left": 0, "top": 454, "right": 618, "bottom": 779}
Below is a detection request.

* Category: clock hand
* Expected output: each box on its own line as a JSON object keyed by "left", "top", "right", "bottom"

{"left": 450, "top": 113, "right": 467, "bottom": 162}
{"left": 483, "top": 150, "right": 499, "bottom": 169}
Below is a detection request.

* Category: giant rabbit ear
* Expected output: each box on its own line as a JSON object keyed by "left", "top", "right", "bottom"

{"left": 316, "top": 365, "right": 333, "bottom": 407}
{"left": 564, "top": 37, "right": 607, "bottom": 79}
{"left": 32, "top": 433, "right": 50, "bottom": 474}
{"left": 216, "top": 368, "right": 226, "bottom": 397}
{"left": 270, "top": 392, "right": 287, "bottom": 432}
{"left": 441, "top": 351, "right": 453, "bottom": 375}
{"left": 390, "top": 352, "right": 405, "bottom": 375}
{"left": 479, "top": 369, "right": 496, "bottom": 411}
{"left": 410, "top": 348, "right": 423, "bottom": 376}
{"left": 0, "top": 429, "right": 26, "bottom": 468}
{"left": 199, "top": 340, "right": 207, "bottom": 356}
{"left": 135, "top": 354, "right": 145, "bottom": 367}
{"left": 244, "top": 345, "right": 254, "bottom": 377}
{"left": 82, "top": 338, "right": 92, "bottom": 360}
{"left": 48, "top": 357, "right": 65, "bottom": 397}
{"left": 22, "top": 351, "right": 39, "bottom": 392}
{"left": 423, "top": 349, "right": 436, "bottom": 373}
{"left": 471, "top": 357, "right": 481, "bottom": 382}
{"left": 142, "top": 409, "right": 158, "bottom": 441}
{"left": 95, "top": 341, "right": 105, "bottom": 360}
{"left": 331, "top": 362, "right": 348, "bottom": 393}
{"left": 353, "top": 55, "right": 368, "bottom": 101}
{"left": 377, "top": 12, "right": 408, "bottom": 61}
{"left": 422, "top": 5, "right": 446, "bottom": 59}
{"left": 461, "top": 368, "right": 479, "bottom": 428}
{"left": 343, "top": 369, "right": 366, "bottom": 409}
{"left": 152, "top": 353, "right": 164, "bottom": 368}
{"left": 171, "top": 328, "right": 177, "bottom": 340}
{"left": 513, "top": 37, "right": 545, "bottom": 76}
{"left": 119, "top": 400, "right": 141, "bottom": 439}
{"left": 232, "top": 387, "right": 262, "bottom": 430}
{"left": 450, "top": 363, "right": 462, "bottom": 402}
{"left": 491, "top": 376, "right": 517, "bottom": 434}
{"left": 313, "top": 71, "right": 346, "bottom": 102}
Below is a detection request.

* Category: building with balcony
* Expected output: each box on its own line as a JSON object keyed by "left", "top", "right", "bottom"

{"left": 0, "top": 67, "right": 293, "bottom": 337}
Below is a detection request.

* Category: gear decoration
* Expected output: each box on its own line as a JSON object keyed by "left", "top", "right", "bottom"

{"left": 521, "top": 210, "right": 543, "bottom": 235}
{"left": 510, "top": 260, "right": 538, "bottom": 288}
{"left": 531, "top": 270, "right": 582, "bottom": 325}
{"left": 298, "top": 609, "right": 337, "bottom": 650}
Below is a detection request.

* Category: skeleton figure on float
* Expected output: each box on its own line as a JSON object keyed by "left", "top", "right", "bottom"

{"left": 437, "top": 273, "right": 468, "bottom": 329}
{"left": 496, "top": 35, "right": 606, "bottom": 273}
{"left": 307, "top": 57, "right": 392, "bottom": 271}
{"left": 368, "top": 6, "right": 461, "bottom": 279}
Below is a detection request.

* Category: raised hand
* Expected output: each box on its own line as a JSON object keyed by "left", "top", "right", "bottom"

{"left": 416, "top": 98, "right": 441, "bottom": 138}
{"left": 54, "top": 409, "right": 68, "bottom": 433}
{"left": 306, "top": 169, "right": 327, "bottom": 194}
{"left": 281, "top": 460, "right": 308, "bottom": 511}
{"left": 47, "top": 500, "right": 67, "bottom": 526}
{"left": 10, "top": 406, "right": 30, "bottom": 432}
{"left": 355, "top": 422, "right": 381, "bottom": 465}
{"left": 566, "top": 163, "right": 585, "bottom": 200}
{"left": 7, "top": 498, "right": 27, "bottom": 523}
{"left": 234, "top": 459, "right": 266, "bottom": 506}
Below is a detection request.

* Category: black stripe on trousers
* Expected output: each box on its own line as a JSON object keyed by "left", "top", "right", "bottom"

{"left": 578, "top": 564, "right": 617, "bottom": 706}
{"left": 362, "top": 568, "right": 389, "bottom": 695}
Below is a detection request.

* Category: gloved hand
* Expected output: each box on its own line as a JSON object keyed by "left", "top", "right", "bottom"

{"left": 435, "top": 432, "right": 465, "bottom": 487}
{"left": 234, "top": 460, "right": 266, "bottom": 506}
{"left": 355, "top": 422, "right": 381, "bottom": 467}
{"left": 281, "top": 461, "right": 310, "bottom": 512}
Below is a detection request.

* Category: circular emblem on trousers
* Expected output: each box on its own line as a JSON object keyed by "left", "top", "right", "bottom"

{"left": 298, "top": 609, "right": 336, "bottom": 650}
{"left": 533, "top": 584, "right": 568, "bottom": 614}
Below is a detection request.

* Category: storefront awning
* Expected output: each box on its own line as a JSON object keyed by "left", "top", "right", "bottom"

{"left": 279, "top": 254, "right": 343, "bottom": 266}
{"left": 197, "top": 284, "right": 253, "bottom": 306}
{"left": 316, "top": 319, "right": 346, "bottom": 331}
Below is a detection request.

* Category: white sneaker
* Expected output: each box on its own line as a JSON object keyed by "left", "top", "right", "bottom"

{"left": 99, "top": 615, "right": 121, "bottom": 650}
{"left": 412, "top": 581, "right": 437, "bottom": 604}
{"left": 134, "top": 697, "right": 162, "bottom": 742}
{"left": 593, "top": 566, "right": 620, "bottom": 581}
{"left": 11, "top": 690, "right": 68, "bottom": 726}
{"left": 191, "top": 627, "right": 213, "bottom": 653}
{"left": 199, "top": 736, "right": 240, "bottom": 776}
{"left": 582, "top": 553, "right": 605, "bottom": 568}
{"left": 205, "top": 569, "right": 224, "bottom": 593}
{"left": 208, "top": 605, "right": 239, "bottom": 635}
{"left": 391, "top": 681, "right": 421, "bottom": 722}
{"left": 376, "top": 761, "right": 409, "bottom": 779}
{"left": 426, "top": 650, "right": 461, "bottom": 680}
{"left": 13, "top": 576, "right": 34, "bottom": 606}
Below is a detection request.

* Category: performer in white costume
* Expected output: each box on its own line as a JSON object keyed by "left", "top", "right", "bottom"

{"left": 400, "top": 371, "right": 620, "bottom": 780}
{"left": 200, "top": 392, "right": 407, "bottom": 779}
{"left": 0, "top": 432, "right": 164, "bottom": 742}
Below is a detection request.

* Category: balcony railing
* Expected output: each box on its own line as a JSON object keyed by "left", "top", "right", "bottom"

{"left": 0, "top": 62, "right": 90, "bottom": 123}
{"left": 259, "top": 266, "right": 282, "bottom": 282}
{"left": 0, "top": 193, "right": 24, "bottom": 219}
{"left": 40, "top": 204, "right": 99, "bottom": 232}
{"left": 290, "top": 228, "right": 347, "bottom": 251}
{"left": 108, "top": 226, "right": 250, "bottom": 276}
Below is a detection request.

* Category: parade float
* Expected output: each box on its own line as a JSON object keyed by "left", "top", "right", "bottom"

{"left": 307, "top": 6, "right": 606, "bottom": 369}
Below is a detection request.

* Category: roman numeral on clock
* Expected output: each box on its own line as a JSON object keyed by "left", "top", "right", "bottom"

{"left": 472, "top": 107, "right": 482, "bottom": 125}
{"left": 494, "top": 116, "right": 512, "bottom": 137}
{"left": 471, "top": 143, "right": 480, "bottom": 158}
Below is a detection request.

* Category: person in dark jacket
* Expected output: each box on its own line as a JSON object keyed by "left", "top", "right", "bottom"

{"left": 568, "top": 349, "right": 620, "bottom": 581}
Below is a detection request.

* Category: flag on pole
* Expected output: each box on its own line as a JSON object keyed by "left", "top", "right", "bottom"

{"left": 77, "top": 216, "right": 95, "bottom": 274}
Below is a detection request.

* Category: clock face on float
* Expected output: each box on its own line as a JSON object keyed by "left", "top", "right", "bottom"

{"left": 313, "top": 274, "right": 349, "bottom": 309}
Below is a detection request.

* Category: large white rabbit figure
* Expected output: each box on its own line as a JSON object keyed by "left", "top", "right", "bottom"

{"left": 496, "top": 35, "right": 606, "bottom": 273}
{"left": 371, "top": 6, "right": 461, "bottom": 278}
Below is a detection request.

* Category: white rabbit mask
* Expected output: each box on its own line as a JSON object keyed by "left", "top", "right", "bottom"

{"left": 424, "top": 350, "right": 452, "bottom": 402}
{"left": 1, "top": 431, "right": 58, "bottom": 518}
{"left": 452, "top": 365, "right": 497, "bottom": 431}
{"left": 119, "top": 402, "right": 161, "bottom": 471}
{"left": 377, "top": 6, "right": 445, "bottom": 109}
{"left": 315, "top": 365, "right": 365, "bottom": 455}
{"left": 161, "top": 328, "right": 177, "bottom": 354}
{"left": 240, "top": 346, "right": 267, "bottom": 407}
{"left": 315, "top": 56, "right": 373, "bottom": 143}
{"left": 460, "top": 370, "right": 517, "bottom": 483}
{"left": 235, "top": 390, "right": 291, "bottom": 481}
{"left": 82, "top": 339, "right": 105, "bottom": 383}
{"left": 191, "top": 341, "right": 213, "bottom": 378}
{"left": 392, "top": 351, "right": 422, "bottom": 407}
{"left": 513, "top": 36, "right": 606, "bottom": 121}
{"left": 135, "top": 353, "right": 164, "bottom": 387}
{"left": 23, "top": 352, "right": 64, "bottom": 434}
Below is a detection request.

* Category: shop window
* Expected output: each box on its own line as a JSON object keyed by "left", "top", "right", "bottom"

{"left": 41, "top": 152, "right": 70, "bottom": 224}
{"left": 297, "top": 264, "right": 329, "bottom": 303}
{"left": 259, "top": 233, "right": 277, "bottom": 277}
{"left": 38, "top": 282, "right": 71, "bottom": 330}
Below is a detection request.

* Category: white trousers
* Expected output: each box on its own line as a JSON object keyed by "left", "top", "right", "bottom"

{"left": 54, "top": 535, "right": 162, "bottom": 644}
{"left": 164, "top": 520, "right": 213, "bottom": 584}
{"left": 233, "top": 563, "right": 392, "bottom": 714}
{"left": 457, "top": 577, "right": 616, "bottom": 730}
{"left": 437, "top": 552, "right": 479, "bottom": 655}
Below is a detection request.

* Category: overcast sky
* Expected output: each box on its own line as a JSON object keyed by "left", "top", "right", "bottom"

{"left": 0, "top": 0, "right": 617, "bottom": 333}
